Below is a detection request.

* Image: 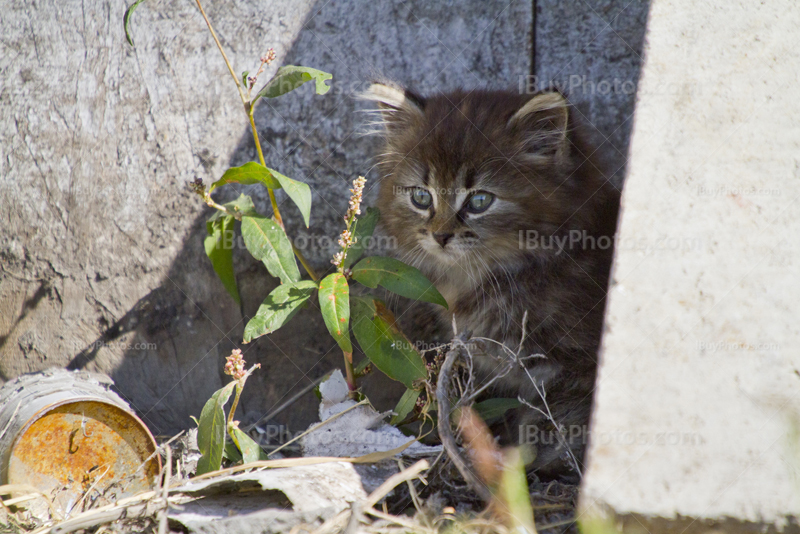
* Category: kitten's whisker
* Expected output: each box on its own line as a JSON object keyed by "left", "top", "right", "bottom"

{"left": 475, "top": 245, "right": 520, "bottom": 334}
{"left": 476, "top": 255, "right": 503, "bottom": 322}
{"left": 484, "top": 246, "right": 521, "bottom": 306}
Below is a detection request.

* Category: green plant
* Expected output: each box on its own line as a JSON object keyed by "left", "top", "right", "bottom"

{"left": 194, "top": 350, "right": 265, "bottom": 475}
{"left": 125, "top": 0, "right": 448, "bottom": 439}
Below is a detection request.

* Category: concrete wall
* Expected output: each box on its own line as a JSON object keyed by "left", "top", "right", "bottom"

{"left": 580, "top": 0, "right": 800, "bottom": 530}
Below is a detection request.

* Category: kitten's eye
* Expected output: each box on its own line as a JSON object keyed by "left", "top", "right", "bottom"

{"left": 466, "top": 192, "right": 495, "bottom": 213}
{"left": 410, "top": 188, "right": 432, "bottom": 209}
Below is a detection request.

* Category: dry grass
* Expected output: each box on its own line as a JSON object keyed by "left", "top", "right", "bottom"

{"left": 3, "top": 326, "right": 585, "bottom": 534}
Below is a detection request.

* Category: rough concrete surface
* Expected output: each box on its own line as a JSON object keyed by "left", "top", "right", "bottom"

{"left": 535, "top": 0, "right": 650, "bottom": 187}
{"left": 0, "top": 0, "right": 532, "bottom": 435}
{"left": 580, "top": 0, "right": 800, "bottom": 530}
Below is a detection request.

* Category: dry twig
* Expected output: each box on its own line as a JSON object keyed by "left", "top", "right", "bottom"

{"left": 436, "top": 334, "right": 494, "bottom": 502}
{"left": 157, "top": 446, "right": 171, "bottom": 534}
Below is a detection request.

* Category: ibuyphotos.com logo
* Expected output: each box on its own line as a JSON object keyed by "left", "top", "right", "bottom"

{"left": 518, "top": 425, "right": 705, "bottom": 447}
{"left": 518, "top": 230, "right": 702, "bottom": 255}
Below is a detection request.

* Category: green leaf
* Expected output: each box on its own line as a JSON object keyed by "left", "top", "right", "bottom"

{"left": 255, "top": 66, "right": 332, "bottom": 100}
{"left": 223, "top": 440, "right": 243, "bottom": 463}
{"left": 318, "top": 273, "right": 352, "bottom": 352}
{"left": 498, "top": 448, "right": 536, "bottom": 534}
{"left": 242, "top": 71, "right": 250, "bottom": 87}
{"left": 243, "top": 280, "right": 318, "bottom": 343}
{"left": 209, "top": 162, "right": 281, "bottom": 194}
{"left": 123, "top": 0, "right": 146, "bottom": 47}
{"left": 351, "top": 256, "right": 448, "bottom": 308}
{"left": 241, "top": 216, "right": 300, "bottom": 285}
{"left": 350, "top": 296, "right": 426, "bottom": 388}
{"left": 343, "top": 207, "right": 379, "bottom": 269}
{"left": 230, "top": 426, "right": 269, "bottom": 463}
{"left": 196, "top": 382, "right": 236, "bottom": 476}
{"left": 268, "top": 167, "right": 312, "bottom": 227}
{"left": 390, "top": 388, "right": 421, "bottom": 425}
{"left": 204, "top": 215, "right": 240, "bottom": 305}
{"left": 473, "top": 398, "right": 521, "bottom": 422}
{"left": 209, "top": 164, "right": 312, "bottom": 227}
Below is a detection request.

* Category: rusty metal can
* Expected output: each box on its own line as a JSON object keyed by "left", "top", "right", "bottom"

{"left": 0, "top": 368, "right": 160, "bottom": 516}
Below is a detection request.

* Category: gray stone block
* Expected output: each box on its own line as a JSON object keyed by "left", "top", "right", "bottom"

{"left": 579, "top": 0, "right": 800, "bottom": 530}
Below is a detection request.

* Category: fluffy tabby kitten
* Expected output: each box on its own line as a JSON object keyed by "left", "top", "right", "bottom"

{"left": 364, "top": 83, "right": 619, "bottom": 479}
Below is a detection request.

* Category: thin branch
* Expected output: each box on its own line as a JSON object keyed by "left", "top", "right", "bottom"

{"left": 157, "top": 447, "right": 171, "bottom": 534}
{"left": 517, "top": 310, "right": 529, "bottom": 355}
{"left": 312, "top": 460, "right": 429, "bottom": 534}
{"left": 364, "top": 460, "right": 429, "bottom": 509}
{"left": 68, "top": 465, "right": 110, "bottom": 517}
{"left": 202, "top": 194, "right": 245, "bottom": 220}
{"left": 518, "top": 369, "right": 582, "bottom": 476}
{"left": 193, "top": 0, "right": 247, "bottom": 108}
{"left": 245, "top": 376, "right": 325, "bottom": 432}
{"left": 435, "top": 336, "right": 493, "bottom": 503}
{"left": 134, "top": 430, "right": 184, "bottom": 476}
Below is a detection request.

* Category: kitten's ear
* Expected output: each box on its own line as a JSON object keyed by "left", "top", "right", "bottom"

{"left": 507, "top": 91, "right": 570, "bottom": 161}
{"left": 362, "top": 82, "right": 425, "bottom": 131}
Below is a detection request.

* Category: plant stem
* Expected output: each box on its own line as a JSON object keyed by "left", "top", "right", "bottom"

{"left": 195, "top": 0, "right": 319, "bottom": 283}
{"left": 203, "top": 194, "right": 243, "bottom": 220}
{"left": 227, "top": 364, "right": 259, "bottom": 426}
{"left": 228, "top": 384, "right": 242, "bottom": 425}
{"left": 247, "top": 108, "right": 284, "bottom": 229}
{"left": 343, "top": 350, "right": 356, "bottom": 391}
{"left": 193, "top": 0, "right": 247, "bottom": 109}
{"left": 247, "top": 107, "right": 319, "bottom": 282}
{"left": 293, "top": 245, "right": 319, "bottom": 282}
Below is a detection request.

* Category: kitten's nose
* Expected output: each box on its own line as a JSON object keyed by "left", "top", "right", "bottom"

{"left": 433, "top": 232, "right": 454, "bottom": 248}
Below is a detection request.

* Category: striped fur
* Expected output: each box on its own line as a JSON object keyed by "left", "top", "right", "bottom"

{"left": 365, "top": 84, "right": 620, "bottom": 480}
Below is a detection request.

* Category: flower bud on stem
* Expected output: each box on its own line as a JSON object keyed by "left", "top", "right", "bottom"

{"left": 331, "top": 176, "right": 367, "bottom": 391}
{"left": 224, "top": 349, "right": 261, "bottom": 425}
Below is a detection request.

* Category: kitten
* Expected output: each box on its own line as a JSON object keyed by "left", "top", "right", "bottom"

{"left": 364, "top": 83, "right": 619, "bottom": 479}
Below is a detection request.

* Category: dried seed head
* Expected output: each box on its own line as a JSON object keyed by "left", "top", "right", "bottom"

{"left": 331, "top": 251, "right": 346, "bottom": 269}
{"left": 224, "top": 348, "right": 246, "bottom": 380}
{"left": 190, "top": 177, "right": 205, "bottom": 194}
{"left": 331, "top": 176, "right": 368, "bottom": 270}
{"left": 260, "top": 48, "right": 277, "bottom": 65}
{"left": 344, "top": 176, "right": 367, "bottom": 222}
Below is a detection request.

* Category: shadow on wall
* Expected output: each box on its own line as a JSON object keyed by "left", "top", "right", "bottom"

{"left": 67, "top": 0, "right": 650, "bottom": 437}
{"left": 533, "top": 0, "right": 652, "bottom": 188}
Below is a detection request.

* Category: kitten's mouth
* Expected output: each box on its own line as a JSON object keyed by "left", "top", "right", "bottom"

{"left": 420, "top": 238, "right": 467, "bottom": 265}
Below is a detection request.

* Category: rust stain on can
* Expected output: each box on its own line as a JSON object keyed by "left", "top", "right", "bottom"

{"left": 8, "top": 400, "right": 159, "bottom": 514}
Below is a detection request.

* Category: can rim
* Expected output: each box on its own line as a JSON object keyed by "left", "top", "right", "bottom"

{"left": 2, "top": 396, "right": 161, "bottom": 485}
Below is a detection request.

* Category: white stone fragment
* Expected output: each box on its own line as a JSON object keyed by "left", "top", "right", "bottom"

{"left": 302, "top": 370, "right": 441, "bottom": 459}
